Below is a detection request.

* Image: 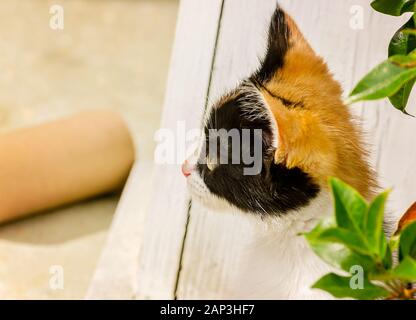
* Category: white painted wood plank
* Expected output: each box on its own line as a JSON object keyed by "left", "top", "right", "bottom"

{"left": 176, "top": 0, "right": 277, "bottom": 299}
{"left": 134, "top": 0, "right": 224, "bottom": 299}
{"left": 176, "top": 0, "right": 416, "bottom": 299}
{"left": 86, "top": 162, "right": 153, "bottom": 299}
{"left": 374, "top": 95, "right": 416, "bottom": 219}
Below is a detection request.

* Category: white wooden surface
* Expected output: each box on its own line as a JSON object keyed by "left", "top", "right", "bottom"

{"left": 134, "top": 0, "right": 224, "bottom": 299}
{"left": 88, "top": 0, "right": 416, "bottom": 299}
{"left": 176, "top": 0, "right": 277, "bottom": 299}
{"left": 86, "top": 162, "right": 153, "bottom": 299}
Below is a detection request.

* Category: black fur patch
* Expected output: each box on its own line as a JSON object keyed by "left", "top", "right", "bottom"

{"left": 253, "top": 5, "right": 291, "bottom": 83}
{"left": 198, "top": 89, "right": 320, "bottom": 216}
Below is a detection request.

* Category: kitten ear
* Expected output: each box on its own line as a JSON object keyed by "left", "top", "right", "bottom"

{"left": 254, "top": 4, "right": 313, "bottom": 83}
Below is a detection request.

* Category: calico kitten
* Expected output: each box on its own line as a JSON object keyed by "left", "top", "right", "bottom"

{"left": 182, "top": 4, "right": 378, "bottom": 299}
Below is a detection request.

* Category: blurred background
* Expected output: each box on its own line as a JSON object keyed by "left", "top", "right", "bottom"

{"left": 0, "top": 0, "right": 178, "bottom": 299}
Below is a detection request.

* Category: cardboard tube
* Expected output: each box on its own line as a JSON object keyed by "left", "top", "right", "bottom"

{"left": 0, "top": 110, "right": 135, "bottom": 224}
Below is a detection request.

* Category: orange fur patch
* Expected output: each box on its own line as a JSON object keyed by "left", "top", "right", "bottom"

{"left": 260, "top": 13, "right": 376, "bottom": 199}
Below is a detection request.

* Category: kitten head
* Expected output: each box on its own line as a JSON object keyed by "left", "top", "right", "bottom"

{"left": 183, "top": 5, "right": 375, "bottom": 216}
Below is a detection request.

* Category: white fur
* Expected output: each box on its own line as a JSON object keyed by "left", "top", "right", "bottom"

{"left": 227, "top": 192, "right": 335, "bottom": 300}
{"left": 187, "top": 170, "right": 336, "bottom": 299}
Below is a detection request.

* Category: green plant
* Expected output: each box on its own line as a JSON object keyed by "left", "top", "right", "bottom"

{"left": 305, "top": 178, "right": 416, "bottom": 300}
{"left": 346, "top": 0, "right": 416, "bottom": 115}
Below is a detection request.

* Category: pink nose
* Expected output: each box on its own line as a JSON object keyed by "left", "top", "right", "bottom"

{"left": 181, "top": 160, "right": 193, "bottom": 177}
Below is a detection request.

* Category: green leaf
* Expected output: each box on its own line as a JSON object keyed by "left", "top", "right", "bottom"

{"left": 387, "top": 16, "right": 416, "bottom": 112}
{"left": 365, "top": 191, "right": 389, "bottom": 257}
{"left": 380, "top": 235, "right": 399, "bottom": 271}
{"left": 399, "top": 221, "right": 416, "bottom": 260}
{"left": 329, "top": 178, "right": 368, "bottom": 232}
{"left": 346, "top": 57, "right": 416, "bottom": 109}
{"left": 312, "top": 273, "right": 390, "bottom": 300}
{"left": 307, "top": 241, "right": 355, "bottom": 271}
{"left": 390, "top": 234, "right": 400, "bottom": 252}
{"left": 402, "top": 29, "right": 416, "bottom": 36}
{"left": 371, "top": 0, "right": 415, "bottom": 16}
{"left": 305, "top": 223, "right": 376, "bottom": 273}
{"left": 319, "top": 228, "right": 371, "bottom": 256}
{"left": 388, "top": 17, "right": 416, "bottom": 57}
{"left": 388, "top": 78, "right": 415, "bottom": 112}
{"left": 389, "top": 54, "right": 416, "bottom": 66}
{"left": 390, "top": 256, "right": 416, "bottom": 281}
{"left": 382, "top": 242, "right": 393, "bottom": 270}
